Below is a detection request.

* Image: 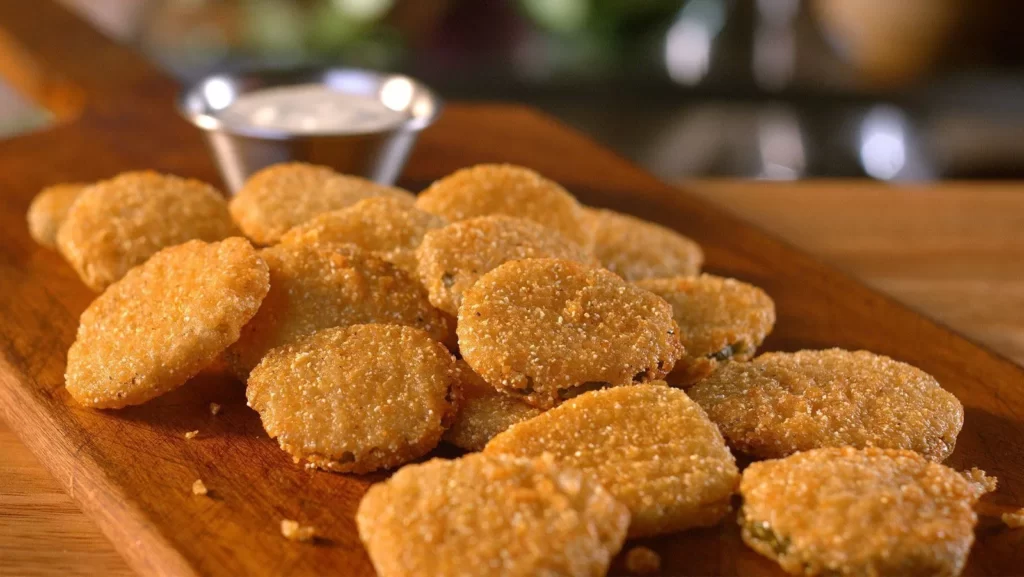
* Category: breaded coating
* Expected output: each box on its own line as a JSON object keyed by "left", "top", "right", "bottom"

{"left": 442, "top": 360, "right": 543, "bottom": 451}
{"left": 739, "top": 447, "right": 983, "bottom": 577}
{"left": 280, "top": 197, "right": 446, "bottom": 276}
{"left": 191, "top": 479, "right": 208, "bottom": 496}
{"left": 624, "top": 547, "right": 661, "bottom": 575}
{"left": 583, "top": 207, "right": 703, "bottom": 281}
{"left": 961, "top": 467, "right": 998, "bottom": 496}
{"left": 229, "top": 163, "right": 414, "bottom": 244}
{"left": 247, "top": 324, "right": 457, "bottom": 473}
{"left": 636, "top": 275, "right": 775, "bottom": 387}
{"left": 356, "top": 453, "right": 630, "bottom": 577}
{"left": 65, "top": 238, "right": 269, "bottom": 408}
{"left": 415, "top": 164, "right": 589, "bottom": 246}
{"left": 417, "top": 215, "right": 597, "bottom": 316}
{"left": 689, "top": 349, "right": 964, "bottom": 461}
{"left": 56, "top": 171, "right": 238, "bottom": 291}
{"left": 26, "top": 182, "right": 86, "bottom": 248}
{"left": 224, "top": 244, "right": 451, "bottom": 379}
{"left": 486, "top": 385, "right": 738, "bottom": 537}
{"left": 458, "top": 259, "right": 683, "bottom": 409}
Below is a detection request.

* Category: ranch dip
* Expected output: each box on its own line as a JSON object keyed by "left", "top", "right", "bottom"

{"left": 216, "top": 83, "right": 409, "bottom": 135}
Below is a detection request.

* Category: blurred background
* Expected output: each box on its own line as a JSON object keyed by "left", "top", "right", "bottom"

{"left": 4, "top": 0, "right": 1024, "bottom": 181}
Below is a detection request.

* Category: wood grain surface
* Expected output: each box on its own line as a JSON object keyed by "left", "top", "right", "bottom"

{"left": 685, "top": 180, "right": 1024, "bottom": 366}
{"left": 4, "top": 184, "right": 1023, "bottom": 577}
{"left": 1, "top": 3, "right": 1024, "bottom": 576}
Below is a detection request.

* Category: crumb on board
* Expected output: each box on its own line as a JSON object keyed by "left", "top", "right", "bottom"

{"left": 963, "top": 467, "right": 998, "bottom": 496}
{"left": 209, "top": 402, "right": 221, "bottom": 415}
{"left": 192, "top": 479, "right": 208, "bottom": 496}
{"left": 184, "top": 430, "right": 199, "bottom": 440}
{"left": 1003, "top": 509, "right": 1024, "bottom": 528}
{"left": 281, "top": 519, "right": 316, "bottom": 542}
{"left": 625, "top": 546, "right": 661, "bottom": 574}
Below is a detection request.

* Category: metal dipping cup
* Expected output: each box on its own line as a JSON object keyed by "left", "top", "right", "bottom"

{"left": 178, "top": 68, "right": 442, "bottom": 194}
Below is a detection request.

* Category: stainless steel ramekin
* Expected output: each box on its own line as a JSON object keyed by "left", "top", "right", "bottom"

{"left": 178, "top": 68, "right": 441, "bottom": 194}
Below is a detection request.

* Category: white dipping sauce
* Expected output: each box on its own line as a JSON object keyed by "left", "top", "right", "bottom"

{"left": 216, "top": 84, "right": 409, "bottom": 134}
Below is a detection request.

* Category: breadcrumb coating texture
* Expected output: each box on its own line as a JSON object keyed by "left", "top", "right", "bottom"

{"left": 27, "top": 182, "right": 86, "bottom": 248}
{"left": 739, "top": 447, "right": 982, "bottom": 577}
{"left": 281, "top": 197, "right": 446, "bottom": 276}
{"left": 224, "top": 244, "right": 451, "bottom": 379}
{"left": 356, "top": 453, "right": 630, "bottom": 577}
{"left": 417, "top": 215, "right": 597, "bottom": 316}
{"left": 247, "top": 324, "right": 457, "bottom": 473}
{"left": 458, "top": 258, "right": 683, "bottom": 409}
{"left": 583, "top": 207, "right": 702, "bottom": 281}
{"left": 486, "top": 385, "right": 738, "bottom": 537}
{"left": 415, "top": 164, "right": 589, "bottom": 246}
{"left": 961, "top": 467, "right": 998, "bottom": 496}
{"left": 688, "top": 349, "right": 963, "bottom": 461}
{"left": 442, "top": 360, "right": 543, "bottom": 451}
{"left": 229, "top": 163, "right": 413, "bottom": 244}
{"left": 636, "top": 274, "right": 775, "bottom": 387}
{"left": 56, "top": 171, "right": 238, "bottom": 291}
{"left": 65, "top": 238, "right": 269, "bottom": 408}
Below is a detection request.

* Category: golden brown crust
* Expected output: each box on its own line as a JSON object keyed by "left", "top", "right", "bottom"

{"left": 636, "top": 275, "right": 775, "bottom": 387}
{"left": 739, "top": 447, "right": 981, "bottom": 577}
{"left": 224, "top": 244, "right": 451, "bottom": 379}
{"left": 26, "top": 182, "right": 86, "bottom": 248}
{"left": 416, "top": 215, "right": 597, "bottom": 316}
{"left": 458, "top": 258, "right": 683, "bottom": 409}
{"left": 485, "top": 385, "right": 738, "bottom": 537}
{"left": 415, "top": 164, "right": 589, "bottom": 246}
{"left": 356, "top": 453, "right": 630, "bottom": 577}
{"left": 229, "top": 163, "right": 414, "bottom": 245}
{"left": 247, "top": 324, "right": 457, "bottom": 473}
{"left": 442, "top": 360, "right": 543, "bottom": 451}
{"left": 961, "top": 467, "right": 998, "bottom": 496}
{"left": 688, "top": 349, "right": 964, "bottom": 461}
{"left": 56, "top": 171, "right": 237, "bottom": 291}
{"left": 280, "top": 197, "right": 445, "bottom": 276}
{"left": 583, "top": 207, "right": 703, "bottom": 281}
{"left": 65, "top": 238, "right": 269, "bottom": 408}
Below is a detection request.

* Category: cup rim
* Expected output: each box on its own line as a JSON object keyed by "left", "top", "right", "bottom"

{"left": 177, "top": 67, "right": 443, "bottom": 141}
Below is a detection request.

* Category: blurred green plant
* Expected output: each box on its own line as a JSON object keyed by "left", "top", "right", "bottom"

{"left": 520, "top": 0, "right": 685, "bottom": 37}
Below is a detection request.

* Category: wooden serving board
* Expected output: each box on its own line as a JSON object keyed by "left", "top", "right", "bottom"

{"left": 1, "top": 3, "right": 1023, "bottom": 576}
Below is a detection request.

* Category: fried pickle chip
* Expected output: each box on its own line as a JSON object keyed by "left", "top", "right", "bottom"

{"left": 414, "top": 164, "right": 589, "bottom": 246}
{"left": 636, "top": 275, "right": 775, "bottom": 387}
{"left": 688, "top": 349, "right": 964, "bottom": 461}
{"left": 357, "top": 453, "right": 630, "bottom": 577}
{"left": 442, "top": 360, "right": 543, "bottom": 451}
{"left": 56, "top": 171, "right": 238, "bottom": 291}
{"left": 417, "top": 215, "right": 596, "bottom": 316}
{"left": 486, "top": 385, "right": 738, "bottom": 537}
{"left": 280, "top": 197, "right": 446, "bottom": 276}
{"left": 247, "top": 324, "right": 457, "bottom": 473}
{"left": 225, "top": 244, "right": 451, "bottom": 379}
{"left": 739, "top": 447, "right": 982, "bottom": 577}
{"left": 584, "top": 207, "right": 703, "bottom": 281}
{"left": 26, "top": 182, "right": 86, "bottom": 248}
{"left": 65, "top": 238, "right": 269, "bottom": 408}
{"left": 458, "top": 258, "right": 683, "bottom": 409}
{"left": 229, "top": 163, "right": 414, "bottom": 245}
